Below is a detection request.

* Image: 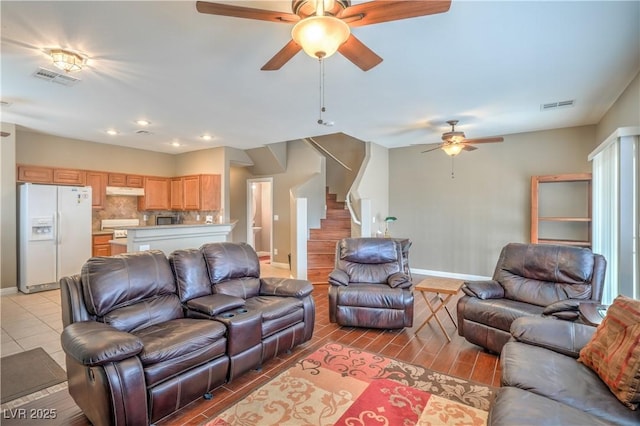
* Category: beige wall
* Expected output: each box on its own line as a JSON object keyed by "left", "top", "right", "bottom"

{"left": 353, "top": 142, "right": 389, "bottom": 237}
{"left": 16, "top": 129, "right": 175, "bottom": 175}
{"left": 595, "top": 71, "right": 640, "bottom": 143}
{"left": 229, "top": 165, "right": 253, "bottom": 243}
{"left": 1, "top": 124, "right": 17, "bottom": 290}
{"left": 389, "top": 125, "right": 596, "bottom": 277}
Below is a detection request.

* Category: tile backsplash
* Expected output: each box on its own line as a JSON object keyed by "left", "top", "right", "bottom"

{"left": 92, "top": 196, "right": 219, "bottom": 231}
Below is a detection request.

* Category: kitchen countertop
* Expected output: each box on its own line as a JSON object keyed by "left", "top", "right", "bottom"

{"left": 93, "top": 230, "right": 114, "bottom": 236}
{"left": 123, "top": 221, "right": 236, "bottom": 230}
{"left": 109, "top": 238, "right": 127, "bottom": 246}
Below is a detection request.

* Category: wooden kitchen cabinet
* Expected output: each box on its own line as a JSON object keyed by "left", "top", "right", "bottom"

{"left": 53, "top": 168, "right": 86, "bottom": 185}
{"left": 18, "top": 165, "right": 86, "bottom": 185}
{"left": 86, "top": 171, "right": 108, "bottom": 209}
{"left": 170, "top": 177, "right": 185, "bottom": 210}
{"left": 108, "top": 173, "right": 144, "bottom": 188}
{"left": 200, "top": 174, "right": 221, "bottom": 211}
{"left": 92, "top": 234, "right": 112, "bottom": 256}
{"left": 170, "top": 174, "right": 220, "bottom": 211}
{"left": 138, "top": 176, "right": 170, "bottom": 210}
{"left": 17, "top": 165, "right": 53, "bottom": 183}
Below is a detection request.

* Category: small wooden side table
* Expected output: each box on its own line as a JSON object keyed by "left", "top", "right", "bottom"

{"left": 414, "top": 278, "right": 463, "bottom": 342}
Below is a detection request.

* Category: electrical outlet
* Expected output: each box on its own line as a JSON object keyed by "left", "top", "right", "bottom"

{"left": 274, "top": 249, "right": 278, "bottom": 255}
{"left": 273, "top": 214, "right": 279, "bottom": 221}
{"left": 196, "top": 214, "right": 200, "bottom": 221}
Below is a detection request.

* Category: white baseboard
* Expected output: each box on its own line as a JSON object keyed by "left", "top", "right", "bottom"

{"left": 270, "top": 261, "right": 290, "bottom": 270}
{"left": 410, "top": 268, "right": 491, "bottom": 282}
{"left": 0, "top": 286, "right": 18, "bottom": 296}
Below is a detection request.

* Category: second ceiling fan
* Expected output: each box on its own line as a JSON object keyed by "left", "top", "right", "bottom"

{"left": 196, "top": 0, "right": 452, "bottom": 71}
{"left": 422, "top": 120, "right": 504, "bottom": 156}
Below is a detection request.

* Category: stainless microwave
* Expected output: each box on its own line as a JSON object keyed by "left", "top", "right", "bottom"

{"left": 156, "top": 215, "right": 177, "bottom": 225}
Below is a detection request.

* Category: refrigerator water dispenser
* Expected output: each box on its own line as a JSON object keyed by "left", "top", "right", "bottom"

{"left": 30, "top": 216, "right": 54, "bottom": 240}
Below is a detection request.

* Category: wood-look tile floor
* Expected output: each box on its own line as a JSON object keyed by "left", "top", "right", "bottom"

{"left": 1, "top": 274, "right": 500, "bottom": 426}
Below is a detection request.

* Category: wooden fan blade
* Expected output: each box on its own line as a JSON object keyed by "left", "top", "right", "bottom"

{"left": 261, "top": 40, "right": 302, "bottom": 70}
{"left": 463, "top": 137, "right": 504, "bottom": 144}
{"left": 196, "top": 1, "right": 299, "bottom": 23}
{"left": 421, "top": 145, "right": 444, "bottom": 153}
{"left": 338, "top": 34, "right": 383, "bottom": 71}
{"left": 462, "top": 144, "right": 478, "bottom": 151}
{"left": 340, "top": 0, "right": 451, "bottom": 28}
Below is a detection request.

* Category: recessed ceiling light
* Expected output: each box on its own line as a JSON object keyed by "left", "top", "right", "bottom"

{"left": 135, "top": 119, "right": 151, "bottom": 126}
{"left": 106, "top": 129, "right": 118, "bottom": 136}
{"left": 200, "top": 134, "right": 213, "bottom": 141}
{"left": 171, "top": 141, "right": 181, "bottom": 147}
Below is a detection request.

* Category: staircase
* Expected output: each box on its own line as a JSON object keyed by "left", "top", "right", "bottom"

{"left": 306, "top": 189, "right": 351, "bottom": 285}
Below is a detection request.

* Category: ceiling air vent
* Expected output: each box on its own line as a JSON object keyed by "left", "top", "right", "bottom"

{"left": 540, "top": 99, "right": 575, "bottom": 111}
{"left": 32, "top": 67, "right": 80, "bottom": 86}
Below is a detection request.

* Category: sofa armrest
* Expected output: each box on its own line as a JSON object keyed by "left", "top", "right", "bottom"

{"left": 260, "top": 277, "right": 313, "bottom": 298}
{"left": 187, "top": 294, "right": 245, "bottom": 316}
{"left": 462, "top": 280, "right": 504, "bottom": 299}
{"left": 510, "top": 316, "right": 596, "bottom": 358}
{"left": 387, "top": 272, "right": 412, "bottom": 289}
{"left": 61, "top": 321, "right": 143, "bottom": 366}
{"left": 328, "top": 269, "right": 349, "bottom": 286}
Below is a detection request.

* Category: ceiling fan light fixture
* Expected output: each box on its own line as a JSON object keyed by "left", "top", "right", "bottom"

{"left": 50, "top": 49, "right": 86, "bottom": 73}
{"left": 442, "top": 143, "right": 464, "bottom": 157}
{"left": 291, "top": 15, "right": 350, "bottom": 59}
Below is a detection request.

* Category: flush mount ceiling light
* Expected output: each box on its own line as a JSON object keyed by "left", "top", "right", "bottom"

{"left": 106, "top": 129, "right": 119, "bottom": 136}
{"left": 135, "top": 119, "right": 151, "bottom": 126}
{"left": 50, "top": 49, "right": 87, "bottom": 73}
{"left": 200, "top": 134, "right": 213, "bottom": 141}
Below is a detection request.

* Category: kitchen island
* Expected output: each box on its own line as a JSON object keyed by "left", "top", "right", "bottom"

{"left": 115, "top": 222, "right": 236, "bottom": 255}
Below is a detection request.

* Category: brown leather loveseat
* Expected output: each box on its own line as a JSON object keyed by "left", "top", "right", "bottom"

{"left": 60, "top": 243, "right": 314, "bottom": 426}
{"left": 457, "top": 243, "right": 606, "bottom": 353}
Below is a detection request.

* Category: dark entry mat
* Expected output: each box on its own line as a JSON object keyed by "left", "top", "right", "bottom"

{"left": 1, "top": 347, "right": 66, "bottom": 404}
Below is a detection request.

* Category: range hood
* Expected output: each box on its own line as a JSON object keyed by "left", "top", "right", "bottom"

{"left": 106, "top": 186, "right": 145, "bottom": 196}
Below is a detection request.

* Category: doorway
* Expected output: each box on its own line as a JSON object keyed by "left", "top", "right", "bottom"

{"left": 247, "top": 178, "right": 273, "bottom": 262}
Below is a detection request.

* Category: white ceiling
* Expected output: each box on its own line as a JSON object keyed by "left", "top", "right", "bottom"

{"left": 1, "top": 1, "right": 639, "bottom": 154}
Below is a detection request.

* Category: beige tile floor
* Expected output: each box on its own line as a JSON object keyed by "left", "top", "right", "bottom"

{"left": 1, "top": 289, "right": 66, "bottom": 367}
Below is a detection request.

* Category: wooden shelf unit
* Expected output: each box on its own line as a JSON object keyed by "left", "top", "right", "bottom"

{"left": 531, "top": 173, "right": 592, "bottom": 249}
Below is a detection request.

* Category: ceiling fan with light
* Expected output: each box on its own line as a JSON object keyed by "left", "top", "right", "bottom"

{"left": 196, "top": 0, "right": 452, "bottom": 71}
{"left": 421, "top": 120, "right": 504, "bottom": 157}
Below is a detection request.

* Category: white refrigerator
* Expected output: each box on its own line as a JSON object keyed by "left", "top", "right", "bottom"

{"left": 19, "top": 183, "right": 92, "bottom": 293}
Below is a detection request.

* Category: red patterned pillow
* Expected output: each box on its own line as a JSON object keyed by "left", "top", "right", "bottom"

{"left": 578, "top": 295, "right": 640, "bottom": 410}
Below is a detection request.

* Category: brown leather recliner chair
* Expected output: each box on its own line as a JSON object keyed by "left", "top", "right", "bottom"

{"left": 457, "top": 243, "right": 606, "bottom": 354}
{"left": 328, "top": 237, "right": 414, "bottom": 329}
{"left": 60, "top": 250, "right": 230, "bottom": 426}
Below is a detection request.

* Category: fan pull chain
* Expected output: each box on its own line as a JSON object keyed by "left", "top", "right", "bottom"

{"left": 451, "top": 157, "right": 455, "bottom": 179}
{"left": 317, "top": 58, "right": 326, "bottom": 125}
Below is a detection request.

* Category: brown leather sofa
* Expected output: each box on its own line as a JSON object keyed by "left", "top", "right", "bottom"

{"left": 457, "top": 243, "right": 606, "bottom": 353}
{"left": 60, "top": 244, "right": 314, "bottom": 426}
{"left": 328, "top": 237, "right": 413, "bottom": 329}
{"left": 490, "top": 317, "right": 640, "bottom": 426}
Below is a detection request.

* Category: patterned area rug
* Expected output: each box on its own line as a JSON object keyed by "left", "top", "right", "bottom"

{"left": 206, "top": 342, "right": 494, "bottom": 425}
